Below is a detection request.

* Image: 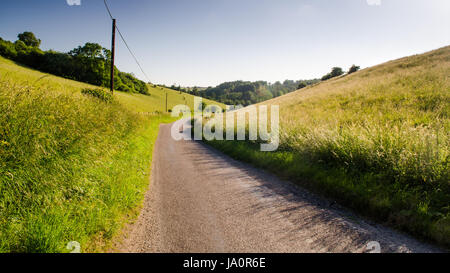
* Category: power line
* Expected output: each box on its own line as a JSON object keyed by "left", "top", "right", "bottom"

{"left": 103, "top": 0, "right": 151, "bottom": 83}
{"left": 115, "top": 26, "right": 151, "bottom": 82}
{"left": 103, "top": 0, "right": 113, "bottom": 20}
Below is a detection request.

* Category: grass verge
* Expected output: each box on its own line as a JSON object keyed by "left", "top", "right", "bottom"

{"left": 0, "top": 55, "right": 179, "bottom": 252}
{"left": 203, "top": 47, "right": 450, "bottom": 248}
{"left": 206, "top": 139, "right": 449, "bottom": 248}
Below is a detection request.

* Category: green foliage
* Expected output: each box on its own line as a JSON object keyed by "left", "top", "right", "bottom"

{"left": 115, "top": 71, "right": 149, "bottom": 95}
{"left": 0, "top": 38, "right": 17, "bottom": 59}
{"left": 322, "top": 67, "right": 344, "bottom": 81}
{"left": 69, "top": 42, "right": 105, "bottom": 58}
{"left": 297, "top": 82, "right": 307, "bottom": 89}
{"left": 348, "top": 64, "right": 360, "bottom": 74}
{"left": 198, "top": 79, "right": 318, "bottom": 106}
{"left": 0, "top": 33, "right": 148, "bottom": 95}
{"left": 81, "top": 88, "right": 113, "bottom": 103}
{"left": 17, "top": 32, "right": 41, "bottom": 47}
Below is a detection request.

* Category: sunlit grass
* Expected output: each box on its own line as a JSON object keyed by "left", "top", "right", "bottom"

{"left": 0, "top": 56, "right": 183, "bottom": 252}
{"left": 0, "top": 56, "right": 224, "bottom": 114}
{"left": 207, "top": 46, "right": 450, "bottom": 247}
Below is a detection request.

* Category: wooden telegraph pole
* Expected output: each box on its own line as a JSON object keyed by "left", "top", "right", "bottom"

{"left": 110, "top": 19, "right": 116, "bottom": 93}
{"left": 166, "top": 91, "right": 168, "bottom": 112}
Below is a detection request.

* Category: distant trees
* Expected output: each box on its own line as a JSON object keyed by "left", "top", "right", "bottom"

{"left": 332, "top": 67, "right": 344, "bottom": 76}
{"left": 199, "top": 79, "right": 319, "bottom": 106}
{"left": 192, "top": 87, "right": 199, "bottom": 96}
{"left": 320, "top": 65, "right": 361, "bottom": 81}
{"left": 0, "top": 32, "right": 149, "bottom": 95}
{"left": 296, "top": 79, "right": 318, "bottom": 90}
{"left": 322, "top": 67, "right": 344, "bottom": 81}
{"left": 348, "top": 64, "right": 360, "bottom": 74}
{"left": 297, "top": 82, "right": 307, "bottom": 89}
{"left": 160, "top": 79, "right": 319, "bottom": 106}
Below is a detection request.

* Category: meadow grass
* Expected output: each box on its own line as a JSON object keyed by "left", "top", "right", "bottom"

{"left": 0, "top": 56, "right": 223, "bottom": 113}
{"left": 0, "top": 56, "right": 182, "bottom": 252}
{"left": 205, "top": 46, "right": 450, "bottom": 247}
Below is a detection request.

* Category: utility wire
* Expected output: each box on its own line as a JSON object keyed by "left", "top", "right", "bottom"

{"left": 115, "top": 26, "right": 151, "bottom": 82}
{"left": 103, "top": 0, "right": 113, "bottom": 19}
{"left": 103, "top": 0, "right": 151, "bottom": 82}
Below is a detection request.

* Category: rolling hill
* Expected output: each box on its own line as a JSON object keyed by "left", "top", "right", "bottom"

{"left": 0, "top": 55, "right": 222, "bottom": 253}
{"left": 206, "top": 46, "right": 450, "bottom": 247}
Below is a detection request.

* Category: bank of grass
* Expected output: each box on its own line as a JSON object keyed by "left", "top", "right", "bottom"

{"left": 0, "top": 56, "right": 181, "bottom": 252}
{"left": 205, "top": 46, "right": 450, "bottom": 247}
{"left": 0, "top": 56, "right": 224, "bottom": 113}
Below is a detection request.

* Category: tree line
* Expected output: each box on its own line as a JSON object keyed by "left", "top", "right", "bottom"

{"left": 160, "top": 79, "right": 319, "bottom": 106}
{"left": 321, "top": 65, "right": 360, "bottom": 81}
{"left": 0, "top": 32, "right": 148, "bottom": 95}
{"left": 203, "top": 80, "right": 321, "bottom": 106}
{"left": 161, "top": 65, "right": 360, "bottom": 106}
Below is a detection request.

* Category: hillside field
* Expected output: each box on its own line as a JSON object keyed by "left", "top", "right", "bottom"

{"left": 206, "top": 46, "right": 450, "bottom": 247}
{"left": 0, "top": 56, "right": 222, "bottom": 252}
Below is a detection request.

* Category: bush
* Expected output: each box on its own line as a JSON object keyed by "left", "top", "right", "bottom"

{"left": 297, "top": 82, "right": 307, "bottom": 89}
{"left": 0, "top": 39, "right": 18, "bottom": 59}
{"left": 322, "top": 67, "right": 344, "bottom": 81}
{"left": 348, "top": 64, "right": 361, "bottom": 74}
{"left": 81, "top": 88, "right": 113, "bottom": 103}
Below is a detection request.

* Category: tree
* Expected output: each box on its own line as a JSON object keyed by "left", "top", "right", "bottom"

{"left": 17, "top": 32, "right": 41, "bottom": 48}
{"left": 348, "top": 65, "right": 360, "bottom": 74}
{"left": 330, "top": 67, "right": 344, "bottom": 77}
{"left": 69, "top": 43, "right": 104, "bottom": 59}
{"left": 297, "top": 82, "right": 307, "bottom": 89}
{"left": 322, "top": 67, "right": 344, "bottom": 81}
{"left": 14, "top": 40, "right": 28, "bottom": 52}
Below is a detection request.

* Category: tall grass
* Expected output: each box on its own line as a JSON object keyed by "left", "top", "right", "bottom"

{"left": 0, "top": 56, "right": 224, "bottom": 114}
{"left": 206, "top": 46, "right": 450, "bottom": 247}
{"left": 0, "top": 56, "right": 178, "bottom": 252}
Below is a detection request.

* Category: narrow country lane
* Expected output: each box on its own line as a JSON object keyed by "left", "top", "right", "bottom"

{"left": 119, "top": 120, "right": 440, "bottom": 253}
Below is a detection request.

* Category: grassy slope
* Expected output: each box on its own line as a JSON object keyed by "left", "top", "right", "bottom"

{"left": 207, "top": 46, "right": 450, "bottom": 247}
{"left": 0, "top": 56, "right": 220, "bottom": 252}
{"left": 117, "top": 85, "right": 224, "bottom": 113}
{"left": 0, "top": 56, "right": 223, "bottom": 113}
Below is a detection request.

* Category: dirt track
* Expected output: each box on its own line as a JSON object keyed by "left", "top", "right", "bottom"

{"left": 119, "top": 121, "right": 441, "bottom": 253}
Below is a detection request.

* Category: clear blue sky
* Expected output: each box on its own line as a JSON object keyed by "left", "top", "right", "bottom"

{"left": 1, "top": 0, "right": 449, "bottom": 86}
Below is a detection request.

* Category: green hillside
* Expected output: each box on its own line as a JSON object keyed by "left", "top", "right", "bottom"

{"left": 0, "top": 56, "right": 222, "bottom": 253}
{"left": 206, "top": 46, "right": 450, "bottom": 247}
{"left": 0, "top": 56, "right": 223, "bottom": 113}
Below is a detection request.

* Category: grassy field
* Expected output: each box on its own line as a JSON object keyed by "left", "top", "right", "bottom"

{"left": 0, "top": 56, "right": 222, "bottom": 252}
{"left": 0, "top": 56, "right": 223, "bottom": 113}
{"left": 117, "top": 85, "right": 224, "bottom": 113}
{"left": 206, "top": 46, "right": 450, "bottom": 247}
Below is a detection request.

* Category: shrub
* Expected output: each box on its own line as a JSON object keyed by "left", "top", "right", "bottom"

{"left": 348, "top": 64, "right": 361, "bottom": 74}
{"left": 81, "top": 88, "right": 113, "bottom": 103}
{"left": 322, "top": 67, "right": 344, "bottom": 81}
{"left": 297, "top": 82, "right": 307, "bottom": 89}
{"left": 0, "top": 39, "right": 17, "bottom": 59}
